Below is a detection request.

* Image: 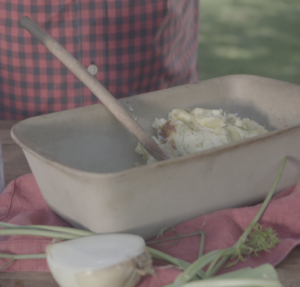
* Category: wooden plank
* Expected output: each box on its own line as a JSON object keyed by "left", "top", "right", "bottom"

{"left": 0, "top": 272, "right": 59, "bottom": 287}
{"left": 275, "top": 245, "right": 300, "bottom": 287}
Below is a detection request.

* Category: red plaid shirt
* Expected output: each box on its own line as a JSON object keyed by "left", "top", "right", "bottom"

{"left": 0, "top": 0, "right": 199, "bottom": 119}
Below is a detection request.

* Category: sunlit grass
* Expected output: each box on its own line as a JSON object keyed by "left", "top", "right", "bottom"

{"left": 198, "top": 0, "right": 300, "bottom": 84}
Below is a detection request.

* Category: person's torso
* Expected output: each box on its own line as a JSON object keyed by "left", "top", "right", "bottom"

{"left": 0, "top": 0, "right": 199, "bottom": 119}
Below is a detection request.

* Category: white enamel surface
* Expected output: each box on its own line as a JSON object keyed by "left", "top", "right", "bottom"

{"left": 11, "top": 75, "right": 300, "bottom": 239}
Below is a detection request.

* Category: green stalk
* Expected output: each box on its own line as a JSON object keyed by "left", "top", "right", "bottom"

{"left": 148, "top": 247, "right": 192, "bottom": 269}
{"left": 26, "top": 225, "right": 95, "bottom": 236}
{"left": 148, "top": 247, "right": 205, "bottom": 279}
{"left": 171, "top": 157, "right": 287, "bottom": 287}
{"left": 183, "top": 264, "right": 283, "bottom": 287}
{"left": 0, "top": 253, "right": 46, "bottom": 259}
{"left": 204, "top": 249, "right": 232, "bottom": 279}
{"left": 207, "top": 157, "right": 287, "bottom": 278}
{"left": 182, "top": 279, "right": 282, "bottom": 287}
{"left": 164, "top": 249, "right": 235, "bottom": 287}
{"left": 0, "top": 222, "right": 95, "bottom": 237}
{"left": 0, "top": 229, "right": 79, "bottom": 239}
{"left": 198, "top": 232, "right": 206, "bottom": 258}
{"left": 147, "top": 233, "right": 201, "bottom": 245}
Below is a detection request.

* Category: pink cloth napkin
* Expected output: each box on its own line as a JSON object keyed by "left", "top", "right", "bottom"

{"left": 1, "top": 174, "right": 300, "bottom": 287}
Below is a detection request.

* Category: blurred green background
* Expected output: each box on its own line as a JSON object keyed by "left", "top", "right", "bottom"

{"left": 198, "top": 0, "right": 300, "bottom": 84}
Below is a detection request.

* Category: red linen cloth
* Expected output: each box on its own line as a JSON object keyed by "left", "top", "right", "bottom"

{"left": 1, "top": 173, "right": 300, "bottom": 286}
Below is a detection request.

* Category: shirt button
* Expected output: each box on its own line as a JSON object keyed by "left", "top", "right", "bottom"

{"left": 87, "top": 64, "right": 98, "bottom": 76}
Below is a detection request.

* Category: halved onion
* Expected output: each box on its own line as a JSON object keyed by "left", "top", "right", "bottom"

{"left": 46, "top": 234, "right": 153, "bottom": 287}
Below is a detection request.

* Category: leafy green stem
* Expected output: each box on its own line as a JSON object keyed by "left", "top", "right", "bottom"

{"left": 147, "top": 232, "right": 202, "bottom": 245}
{"left": 0, "top": 222, "right": 95, "bottom": 237}
{"left": 207, "top": 157, "right": 287, "bottom": 278}
{"left": 0, "top": 253, "right": 46, "bottom": 259}
{"left": 198, "top": 231, "right": 206, "bottom": 258}
{"left": 170, "top": 157, "right": 286, "bottom": 286}
{"left": 148, "top": 247, "right": 206, "bottom": 279}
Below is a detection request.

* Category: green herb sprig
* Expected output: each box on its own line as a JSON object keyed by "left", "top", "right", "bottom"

{"left": 168, "top": 157, "right": 286, "bottom": 287}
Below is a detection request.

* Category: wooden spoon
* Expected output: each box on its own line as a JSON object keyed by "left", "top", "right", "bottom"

{"left": 20, "top": 16, "right": 168, "bottom": 161}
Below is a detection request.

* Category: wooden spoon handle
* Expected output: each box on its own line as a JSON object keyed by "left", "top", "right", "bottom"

{"left": 20, "top": 16, "right": 168, "bottom": 161}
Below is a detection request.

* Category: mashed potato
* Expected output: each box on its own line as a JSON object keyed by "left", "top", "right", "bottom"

{"left": 136, "top": 108, "right": 268, "bottom": 165}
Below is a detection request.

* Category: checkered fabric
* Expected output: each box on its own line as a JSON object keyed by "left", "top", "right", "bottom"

{"left": 0, "top": 0, "right": 199, "bottom": 119}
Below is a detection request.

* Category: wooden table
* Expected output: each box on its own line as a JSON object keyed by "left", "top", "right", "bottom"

{"left": 0, "top": 120, "right": 300, "bottom": 287}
